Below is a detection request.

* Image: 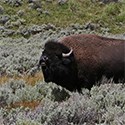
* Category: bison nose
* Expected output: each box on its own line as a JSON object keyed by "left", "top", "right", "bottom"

{"left": 39, "top": 55, "right": 49, "bottom": 67}
{"left": 42, "top": 55, "right": 48, "bottom": 61}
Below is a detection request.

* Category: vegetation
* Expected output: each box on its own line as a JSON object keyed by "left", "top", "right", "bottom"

{"left": 1, "top": 0, "right": 125, "bottom": 34}
{"left": 0, "top": 72, "right": 43, "bottom": 86}
{"left": 0, "top": 0, "right": 125, "bottom": 124}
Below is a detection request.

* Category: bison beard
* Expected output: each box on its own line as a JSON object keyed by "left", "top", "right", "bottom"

{"left": 39, "top": 34, "right": 125, "bottom": 92}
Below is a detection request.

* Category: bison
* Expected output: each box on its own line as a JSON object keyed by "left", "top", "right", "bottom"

{"left": 38, "top": 34, "right": 125, "bottom": 92}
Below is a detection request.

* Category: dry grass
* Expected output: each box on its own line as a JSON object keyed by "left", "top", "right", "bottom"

{"left": 22, "top": 72, "right": 44, "bottom": 86}
{"left": 7, "top": 100, "right": 40, "bottom": 110}
{"left": 0, "top": 75, "right": 9, "bottom": 84}
{"left": 0, "top": 72, "right": 44, "bottom": 86}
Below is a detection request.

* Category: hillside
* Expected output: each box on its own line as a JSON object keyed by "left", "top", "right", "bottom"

{"left": 0, "top": 0, "right": 125, "bottom": 38}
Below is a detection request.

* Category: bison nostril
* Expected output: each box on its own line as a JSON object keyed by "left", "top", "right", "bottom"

{"left": 42, "top": 56, "right": 48, "bottom": 61}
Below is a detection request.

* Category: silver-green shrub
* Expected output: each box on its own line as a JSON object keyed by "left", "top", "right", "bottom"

{"left": 1, "top": 80, "right": 125, "bottom": 125}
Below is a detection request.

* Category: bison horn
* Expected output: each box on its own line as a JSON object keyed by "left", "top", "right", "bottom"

{"left": 62, "top": 48, "right": 73, "bottom": 57}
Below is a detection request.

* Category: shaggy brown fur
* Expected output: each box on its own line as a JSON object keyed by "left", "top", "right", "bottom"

{"left": 59, "top": 34, "right": 125, "bottom": 89}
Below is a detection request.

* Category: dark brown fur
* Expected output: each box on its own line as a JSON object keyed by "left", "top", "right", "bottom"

{"left": 39, "top": 34, "right": 125, "bottom": 91}
{"left": 59, "top": 34, "right": 125, "bottom": 89}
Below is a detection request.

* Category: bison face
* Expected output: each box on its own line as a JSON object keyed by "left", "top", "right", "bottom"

{"left": 38, "top": 41, "right": 78, "bottom": 91}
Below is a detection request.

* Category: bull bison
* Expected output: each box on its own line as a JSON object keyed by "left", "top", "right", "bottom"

{"left": 38, "top": 34, "right": 125, "bottom": 92}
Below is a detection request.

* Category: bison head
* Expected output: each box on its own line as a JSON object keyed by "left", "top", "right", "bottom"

{"left": 38, "top": 40, "right": 80, "bottom": 91}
